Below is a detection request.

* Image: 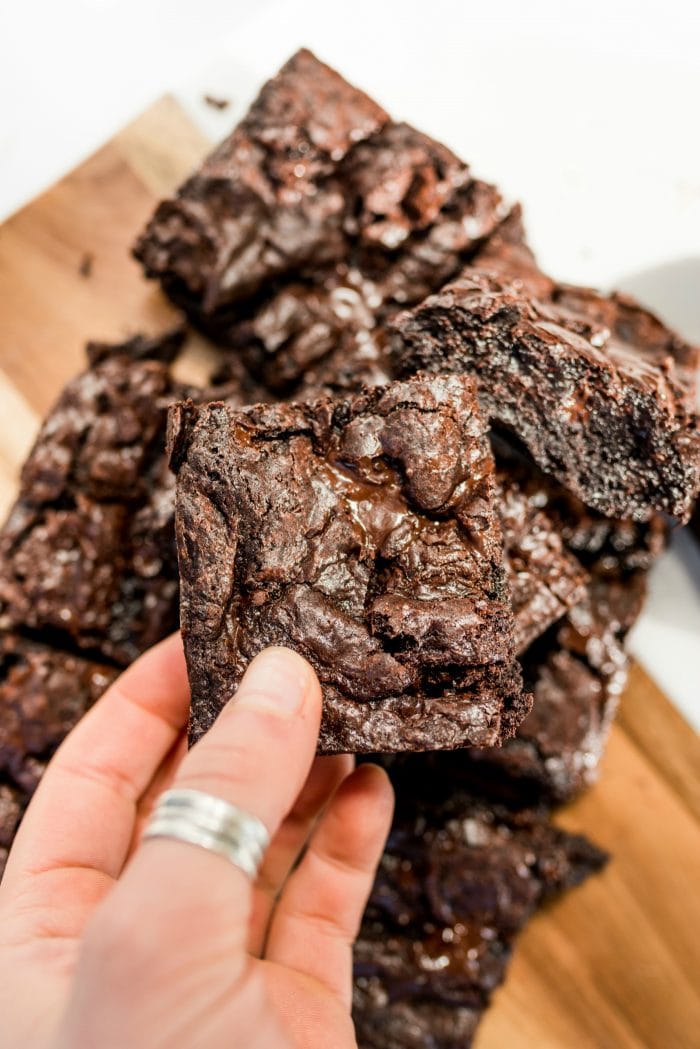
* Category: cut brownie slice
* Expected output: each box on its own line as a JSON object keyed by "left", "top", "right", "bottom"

{"left": 0, "top": 633, "right": 118, "bottom": 793}
{"left": 0, "top": 333, "right": 266, "bottom": 666}
{"left": 491, "top": 431, "right": 668, "bottom": 581}
{"left": 461, "top": 578, "right": 632, "bottom": 805}
{"left": 353, "top": 781, "right": 607, "bottom": 1049}
{"left": 392, "top": 239, "right": 700, "bottom": 521}
{"left": 135, "top": 48, "right": 389, "bottom": 314}
{"left": 169, "top": 374, "right": 530, "bottom": 753}
{"left": 135, "top": 49, "right": 507, "bottom": 396}
{"left": 0, "top": 355, "right": 182, "bottom": 664}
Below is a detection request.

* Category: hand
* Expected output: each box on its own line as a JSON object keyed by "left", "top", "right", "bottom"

{"left": 0, "top": 636, "right": 394, "bottom": 1049}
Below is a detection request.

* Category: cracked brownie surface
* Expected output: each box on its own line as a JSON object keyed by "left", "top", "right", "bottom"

{"left": 0, "top": 633, "right": 118, "bottom": 794}
{"left": 169, "top": 373, "right": 530, "bottom": 753}
{"left": 135, "top": 49, "right": 508, "bottom": 397}
{"left": 0, "top": 332, "right": 268, "bottom": 666}
{"left": 392, "top": 232, "right": 700, "bottom": 521}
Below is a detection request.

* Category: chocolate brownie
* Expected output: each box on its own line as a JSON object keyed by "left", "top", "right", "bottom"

{"left": 135, "top": 49, "right": 507, "bottom": 396}
{"left": 169, "top": 374, "right": 530, "bottom": 753}
{"left": 457, "top": 438, "right": 662, "bottom": 803}
{"left": 461, "top": 575, "right": 633, "bottom": 804}
{"left": 0, "top": 354, "right": 183, "bottom": 664}
{"left": 0, "top": 633, "right": 117, "bottom": 793}
{"left": 0, "top": 330, "right": 268, "bottom": 666}
{"left": 392, "top": 242, "right": 700, "bottom": 521}
{"left": 353, "top": 783, "right": 607, "bottom": 1048}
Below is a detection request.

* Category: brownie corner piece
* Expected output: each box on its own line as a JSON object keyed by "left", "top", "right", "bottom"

{"left": 353, "top": 779, "right": 607, "bottom": 1049}
{"left": 392, "top": 253, "right": 700, "bottom": 522}
{"left": 171, "top": 373, "right": 529, "bottom": 754}
{"left": 133, "top": 48, "right": 389, "bottom": 313}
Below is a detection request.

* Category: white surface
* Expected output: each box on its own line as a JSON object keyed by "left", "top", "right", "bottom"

{"left": 2, "top": 0, "right": 700, "bottom": 726}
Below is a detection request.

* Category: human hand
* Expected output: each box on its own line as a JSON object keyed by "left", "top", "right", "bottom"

{"left": 0, "top": 636, "right": 394, "bottom": 1049}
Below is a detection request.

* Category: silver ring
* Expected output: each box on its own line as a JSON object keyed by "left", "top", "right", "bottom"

{"left": 143, "top": 788, "right": 270, "bottom": 880}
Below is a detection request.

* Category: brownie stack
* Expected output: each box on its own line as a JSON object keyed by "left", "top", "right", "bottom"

{"left": 1, "top": 48, "right": 698, "bottom": 1047}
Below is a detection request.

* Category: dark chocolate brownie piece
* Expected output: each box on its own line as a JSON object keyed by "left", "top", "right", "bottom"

{"left": 0, "top": 355, "right": 183, "bottom": 664}
{"left": 0, "top": 633, "right": 118, "bottom": 793}
{"left": 169, "top": 374, "right": 530, "bottom": 753}
{"left": 462, "top": 575, "right": 633, "bottom": 805}
{"left": 353, "top": 784, "right": 607, "bottom": 1048}
{"left": 135, "top": 49, "right": 389, "bottom": 314}
{"left": 458, "top": 437, "right": 663, "bottom": 803}
{"left": 392, "top": 249, "right": 700, "bottom": 521}
{"left": 135, "top": 50, "right": 507, "bottom": 396}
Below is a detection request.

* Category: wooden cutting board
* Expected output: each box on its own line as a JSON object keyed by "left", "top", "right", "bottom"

{"left": 1, "top": 98, "right": 699, "bottom": 1049}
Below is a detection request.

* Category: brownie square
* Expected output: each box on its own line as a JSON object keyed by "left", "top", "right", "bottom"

{"left": 353, "top": 782, "right": 607, "bottom": 1049}
{"left": 0, "top": 633, "right": 118, "bottom": 794}
{"left": 0, "top": 354, "right": 182, "bottom": 664}
{"left": 0, "top": 331, "right": 267, "bottom": 666}
{"left": 135, "top": 49, "right": 508, "bottom": 396}
{"left": 169, "top": 374, "right": 530, "bottom": 753}
{"left": 392, "top": 235, "right": 700, "bottom": 521}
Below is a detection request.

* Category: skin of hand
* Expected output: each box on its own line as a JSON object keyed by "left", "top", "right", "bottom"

{"left": 0, "top": 635, "right": 394, "bottom": 1049}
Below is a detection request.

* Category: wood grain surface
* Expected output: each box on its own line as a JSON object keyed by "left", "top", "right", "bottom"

{"left": 0, "top": 98, "right": 698, "bottom": 1049}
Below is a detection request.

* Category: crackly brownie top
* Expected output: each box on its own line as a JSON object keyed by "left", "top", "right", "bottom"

{"left": 0, "top": 634, "right": 117, "bottom": 793}
{"left": 0, "top": 355, "right": 182, "bottom": 663}
{"left": 353, "top": 783, "right": 607, "bottom": 1047}
{"left": 135, "top": 49, "right": 389, "bottom": 308}
{"left": 170, "top": 374, "right": 528, "bottom": 752}
{"left": 135, "top": 50, "right": 507, "bottom": 397}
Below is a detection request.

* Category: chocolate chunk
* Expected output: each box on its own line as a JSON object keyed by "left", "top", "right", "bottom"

{"left": 353, "top": 781, "right": 607, "bottom": 1048}
{"left": 393, "top": 245, "right": 700, "bottom": 521}
{"left": 135, "top": 49, "right": 507, "bottom": 397}
{"left": 0, "top": 633, "right": 117, "bottom": 793}
{"left": 169, "top": 374, "right": 530, "bottom": 753}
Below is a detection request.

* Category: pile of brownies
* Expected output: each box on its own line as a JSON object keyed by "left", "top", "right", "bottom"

{"left": 1, "top": 50, "right": 698, "bottom": 1047}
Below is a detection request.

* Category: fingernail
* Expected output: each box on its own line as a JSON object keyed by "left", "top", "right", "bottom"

{"left": 233, "top": 647, "right": 310, "bottom": 718}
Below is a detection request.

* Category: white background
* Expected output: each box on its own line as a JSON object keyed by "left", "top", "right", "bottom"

{"left": 1, "top": 0, "right": 699, "bottom": 726}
